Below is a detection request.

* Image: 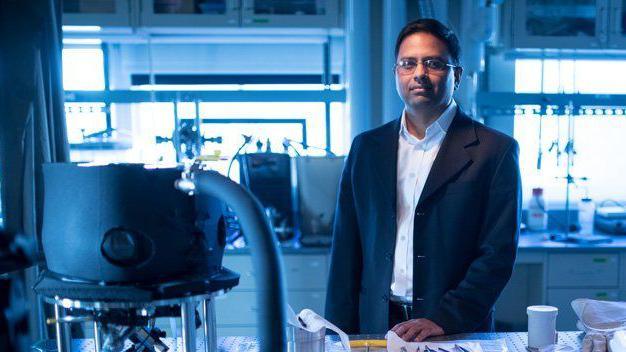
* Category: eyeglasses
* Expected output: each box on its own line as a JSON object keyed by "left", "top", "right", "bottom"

{"left": 394, "top": 58, "right": 458, "bottom": 75}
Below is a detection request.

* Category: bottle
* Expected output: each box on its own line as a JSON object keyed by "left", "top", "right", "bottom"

{"left": 578, "top": 197, "right": 595, "bottom": 236}
{"left": 527, "top": 187, "right": 548, "bottom": 231}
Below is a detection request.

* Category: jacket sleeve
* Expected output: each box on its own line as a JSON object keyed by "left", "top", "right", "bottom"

{"left": 428, "top": 140, "right": 522, "bottom": 334}
{"left": 324, "top": 136, "right": 363, "bottom": 334}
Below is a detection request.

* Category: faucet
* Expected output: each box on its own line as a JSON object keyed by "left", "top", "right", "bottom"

{"left": 177, "top": 170, "right": 287, "bottom": 351}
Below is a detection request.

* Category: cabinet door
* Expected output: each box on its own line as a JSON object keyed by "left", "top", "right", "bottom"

{"left": 215, "top": 291, "right": 259, "bottom": 325}
{"left": 217, "top": 326, "right": 258, "bottom": 337}
{"left": 547, "top": 288, "right": 619, "bottom": 330}
{"left": 513, "top": 0, "right": 609, "bottom": 49}
{"left": 607, "top": 0, "right": 626, "bottom": 48}
{"left": 283, "top": 255, "right": 328, "bottom": 290}
{"left": 223, "top": 254, "right": 256, "bottom": 290}
{"left": 141, "top": 0, "right": 239, "bottom": 27}
{"left": 241, "top": 0, "right": 339, "bottom": 28}
{"left": 215, "top": 290, "right": 324, "bottom": 325}
{"left": 63, "top": 0, "right": 131, "bottom": 27}
{"left": 288, "top": 291, "right": 325, "bottom": 315}
{"left": 223, "top": 253, "right": 329, "bottom": 290}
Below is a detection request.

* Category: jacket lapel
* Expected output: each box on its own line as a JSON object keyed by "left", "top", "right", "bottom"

{"left": 371, "top": 118, "right": 401, "bottom": 215}
{"left": 417, "top": 110, "right": 478, "bottom": 207}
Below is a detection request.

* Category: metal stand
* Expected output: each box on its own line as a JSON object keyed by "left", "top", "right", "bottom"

{"left": 93, "top": 321, "right": 102, "bottom": 352}
{"left": 203, "top": 299, "right": 217, "bottom": 352}
{"left": 54, "top": 304, "right": 71, "bottom": 352}
{"left": 181, "top": 297, "right": 197, "bottom": 352}
{"left": 44, "top": 293, "right": 220, "bottom": 352}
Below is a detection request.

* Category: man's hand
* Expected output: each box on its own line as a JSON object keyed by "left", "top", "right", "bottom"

{"left": 391, "top": 318, "right": 445, "bottom": 342}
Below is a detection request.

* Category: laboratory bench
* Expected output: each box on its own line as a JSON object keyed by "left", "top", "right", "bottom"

{"left": 40, "top": 331, "right": 584, "bottom": 351}
{"left": 216, "top": 232, "right": 626, "bottom": 335}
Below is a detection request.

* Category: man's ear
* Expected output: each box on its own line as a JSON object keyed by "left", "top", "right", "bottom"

{"left": 454, "top": 67, "right": 463, "bottom": 90}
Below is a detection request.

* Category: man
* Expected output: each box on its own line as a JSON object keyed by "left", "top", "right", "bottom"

{"left": 325, "top": 18, "right": 521, "bottom": 341}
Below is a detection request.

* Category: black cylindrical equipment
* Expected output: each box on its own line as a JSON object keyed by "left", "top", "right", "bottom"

{"left": 41, "top": 163, "right": 226, "bottom": 284}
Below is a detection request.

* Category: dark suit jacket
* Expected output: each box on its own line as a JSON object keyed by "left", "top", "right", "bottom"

{"left": 325, "top": 109, "right": 521, "bottom": 334}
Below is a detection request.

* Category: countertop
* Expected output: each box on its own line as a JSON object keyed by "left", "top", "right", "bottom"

{"left": 47, "top": 331, "right": 584, "bottom": 351}
{"left": 519, "top": 232, "right": 626, "bottom": 251}
{"left": 219, "top": 332, "right": 583, "bottom": 352}
{"left": 224, "top": 232, "right": 626, "bottom": 255}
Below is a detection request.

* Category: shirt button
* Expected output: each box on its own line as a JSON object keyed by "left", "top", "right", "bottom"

{"left": 409, "top": 172, "right": 416, "bottom": 178}
{"left": 416, "top": 212, "right": 425, "bottom": 216}
{"left": 400, "top": 236, "right": 406, "bottom": 241}
{"left": 385, "top": 253, "right": 392, "bottom": 261}
{"left": 381, "top": 294, "right": 389, "bottom": 302}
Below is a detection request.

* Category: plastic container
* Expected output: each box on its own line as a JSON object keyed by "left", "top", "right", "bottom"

{"left": 527, "top": 305, "right": 558, "bottom": 349}
{"left": 527, "top": 188, "right": 548, "bottom": 231}
{"left": 578, "top": 197, "right": 595, "bottom": 236}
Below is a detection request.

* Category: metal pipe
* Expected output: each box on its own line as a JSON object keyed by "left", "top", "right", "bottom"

{"left": 202, "top": 298, "right": 217, "bottom": 352}
{"left": 181, "top": 298, "right": 197, "bottom": 352}
{"left": 54, "top": 304, "right": 71, "bottom": 352}
{"left": 93, "top": 321, "right": 102, "bottom": 352}
{"left": 188, "top": 171, "right": 287, "bottom": 352}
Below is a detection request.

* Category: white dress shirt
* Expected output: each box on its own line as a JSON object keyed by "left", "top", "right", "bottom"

{"left": 390, "top": 100, "right": 457, "bottom": 302}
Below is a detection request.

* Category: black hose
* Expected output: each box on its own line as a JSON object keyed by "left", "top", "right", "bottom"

{"left": 192, "top": 171, "right": 287, "bottom": 352}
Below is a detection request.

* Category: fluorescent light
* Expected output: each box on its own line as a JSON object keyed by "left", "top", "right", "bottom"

{"left": 63, "top": 38, "right": 103, "bottom": 45}
{"left": 62, "top": 25, "right": 102, "bottom": 32}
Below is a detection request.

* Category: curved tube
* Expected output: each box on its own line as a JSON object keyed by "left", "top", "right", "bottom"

{"left": 192, "top": 171, "right": 287, "bottom": 351}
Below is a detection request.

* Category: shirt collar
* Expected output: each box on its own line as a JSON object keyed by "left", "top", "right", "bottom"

{"left": 399, "top": 100, "right": 457, "bottom": 146}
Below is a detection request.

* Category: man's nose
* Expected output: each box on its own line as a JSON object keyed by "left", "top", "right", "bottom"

{"left": 413, "top": 62, "right": 427, "bottom": 79}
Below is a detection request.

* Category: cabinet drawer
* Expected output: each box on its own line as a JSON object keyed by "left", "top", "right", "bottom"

{"left": 223, "top": 254, "right": 328, "bottom": 290}
{"left": 620, "top": 253, "right": 626, "bottom": 288}
{"left": 215, "top": 291, "right": 258, "bottom": 325}
{"left": 547, "top": 288, "right": 619, "bottom": 330}
{"left": 222, "top": 255, "right": 256, "bottom": 290}
{"left": 288, "top": 291, "right": 325, "bottom": 315}
{"left": 217, "top": 326, "right": 257, "bottom": 338}
{"left": 283, "top": 255, "right": 328, "bottom": 290}
{"left": 215, "top": 290, "right": 327, "bottom": 326}
{"left": 548, "top": 253, "right": 618, "bottom": 287}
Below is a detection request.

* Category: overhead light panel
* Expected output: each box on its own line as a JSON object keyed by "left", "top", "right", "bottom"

{"left": 63, "top": 38, "right": 103, "bottom": 45}
{"left": 62, "top": 25, "right": 102, "bottom": 32}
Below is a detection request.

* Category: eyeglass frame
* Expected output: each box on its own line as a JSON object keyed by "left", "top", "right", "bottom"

{"left": 393, "top": 57, "right": 461, "bottom": 75}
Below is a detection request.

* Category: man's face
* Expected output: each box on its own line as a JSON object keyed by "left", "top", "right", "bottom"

{"left": 394, "top": 32, "right": 462, "bottom": 113}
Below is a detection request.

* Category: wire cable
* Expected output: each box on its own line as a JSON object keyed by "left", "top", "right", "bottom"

{"left": 226, "top": 135, "right": 252, "bottom": 180}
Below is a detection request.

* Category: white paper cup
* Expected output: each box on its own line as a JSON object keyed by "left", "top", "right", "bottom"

{"left": 527, "top": 305, "right": 558, "bottom": 349}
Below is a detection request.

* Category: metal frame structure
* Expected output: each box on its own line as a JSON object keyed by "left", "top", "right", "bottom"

{"left": 44, "top": 292, "right": 221, "bottom": 352}
{"left": 477, "top": 92, "right": 626, "bottom": 116}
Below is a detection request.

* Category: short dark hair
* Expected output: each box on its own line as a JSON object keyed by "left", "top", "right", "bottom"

{"left": 394, "top": 18, "right": 461, "bottom": 66}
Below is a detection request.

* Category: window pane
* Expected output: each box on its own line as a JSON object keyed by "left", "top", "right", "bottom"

{"left": 62, "top": 48, "right": 105, "bottom": 90}
{"left": 65, "top": 103, "right": 108, "bottom": 143}
{"left": 515, "top": 113, "right": 626, "bottom": 203}
{"left": 515, "top": 59, "right": 626, "bottom": 204}
{"left": 69, "top": 101, "right": 337, "bottom": 171}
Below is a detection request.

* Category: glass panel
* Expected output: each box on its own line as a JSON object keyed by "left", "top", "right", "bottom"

{"left": 515, "top": 58, "right": 626, "bottom": 203}
{"left": 525, "top": 0, "right": 596, "bottom": 37}
{"left": 63, "top": 0, "right": 116, "bottom": 14}
{"left": 515, "top": 59, "right": 626, "bottom": 94}
{"left": 514, "top": 113, "right": 626, "bottom": 203}
{"left": 65, "top": 103, "right": 108, "bottom": 144}
{"left": 62, "top": 48, "right": 105, "bottom": 91}
{"left": 253, "top": 0, "right": 326, "bottom": 15}
{"left": 153, "top": 0, "right": 227, "bottom": 14}
{"left": 622, "top": 0, "right": 626, "bottom": 35}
